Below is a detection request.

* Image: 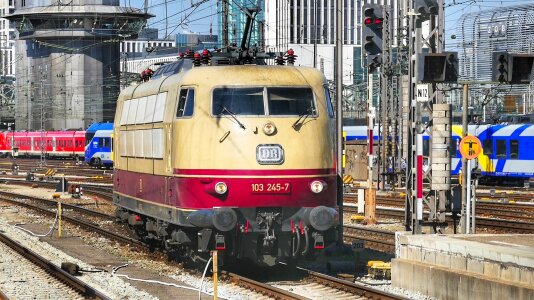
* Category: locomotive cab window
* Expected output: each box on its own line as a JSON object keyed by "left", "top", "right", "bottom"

{"left": 176, "top": 88, "right": 195, "bottom": 118}
{"left": 267, "top": 87, "right": 315, "bottom": 116}
{"left": 213, "top": 87, "right": 265, "bottom": 115}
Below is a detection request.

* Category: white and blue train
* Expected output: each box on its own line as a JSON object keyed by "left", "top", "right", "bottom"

{"left": 344, "top": 124, "right": 534, "bottom": 184}
{"left": 84, "top": 122, "right": 113, "bottom": 169}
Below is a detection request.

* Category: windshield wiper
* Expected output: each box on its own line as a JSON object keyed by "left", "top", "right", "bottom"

{"left": 292, "top": 107, "right": 315, "bottom": 130}
{"left": 219, "top": 105, "right": 246, "bottom": 130}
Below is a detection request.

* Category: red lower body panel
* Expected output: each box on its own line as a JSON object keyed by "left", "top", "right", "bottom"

{"left": 114, "top": 169, "right": 337, "bottom": 209}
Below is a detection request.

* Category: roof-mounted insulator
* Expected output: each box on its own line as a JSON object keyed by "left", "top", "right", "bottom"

{"left": 201, "top": 49, "right": 210, "bottom": 65}
{"left": 186, "top": 49, "right": 195, "bottom": 59}
{"left": 140, "top": 68, "right": 153, "bottom": 82}
{"left": 193, "top": 53, "right": 201, "bottom": 67}
{"left": 286, "top": 49, "right": 297, "bottom": 66}
{"left": 275, "top": 54, "right": 285, "bottom": 65}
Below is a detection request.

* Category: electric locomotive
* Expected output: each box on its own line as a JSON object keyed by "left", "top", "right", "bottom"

{"left": 113, "top": 51, "right": 339, "bottom": 266}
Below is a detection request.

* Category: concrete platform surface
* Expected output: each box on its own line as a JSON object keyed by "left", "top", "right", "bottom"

{"left": 392, "top": 233, "right": 534, "bottom": 300}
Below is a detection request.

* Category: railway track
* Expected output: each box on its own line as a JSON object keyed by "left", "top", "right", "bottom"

{"left": 0, "top": 158, "right": 111, "bottom": 177}
{"left": 344, "top": 205, "right": 534, "bottom": 233}
{"left": 223, "top": 269, "right": 405, "bottom": 300}
{"left": 0, "top": 232, "right": 110, "bottom": 299}
{"left": 344, "top": 193, "right": 534, "bottom": 223}
{"left": 0, "top": 191, "right": 142, "bottom": 247}
{"left": 343, "top": 225, "right": 396, "bottom": 253}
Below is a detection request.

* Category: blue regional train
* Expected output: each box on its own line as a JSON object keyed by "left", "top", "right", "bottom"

{"left": 84, "top": 122, "right": 113, "bottom": 168}
{"left": 344, "top": 124, "right": 534, "bottom": 184}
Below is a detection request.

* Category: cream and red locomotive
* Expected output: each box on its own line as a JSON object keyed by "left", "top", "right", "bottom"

{"left": 113, "top": 55, "right": 339, "bottom": 266}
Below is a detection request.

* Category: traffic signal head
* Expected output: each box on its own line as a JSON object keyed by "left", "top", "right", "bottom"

{"left": 415, "top": 0, "right": 438, "bottom": 17}
{"left": 492, "top": 52, "right": 509, "bottom": 83}
{"left": 510, "top": 54, "right": 534, "bottom": 84}
{"left": 417, "top": 52, "right": 458, "bottom": 83}
{"left": 492, "top": 52, "right": 534, "bottom": 84}
{"left": 361, "top": 4, "right": 384, "bottom": 68}
{"left": 362, "top": 4, "right": 383, "bottom": 54}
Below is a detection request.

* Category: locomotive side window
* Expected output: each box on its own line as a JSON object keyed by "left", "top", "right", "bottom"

{"left": 213, "top": 87, "right": 265, "bottom": 115}
{"left": 510, "top": 139, "right": 519, "bottom": 159}
{"left": 324, "top": 87, "right": 334, "bottom": 118}
{"left": 496, "top": 140, "right": 506, "bottom": 159}
{"left": 483, "top": 139, "right": 493, "bottom": 155}
{"left": 176, "top": 89, "right": 195, "bottom": 118}
{"left": 267, "top": 87, "right": 315, "bottom": 116}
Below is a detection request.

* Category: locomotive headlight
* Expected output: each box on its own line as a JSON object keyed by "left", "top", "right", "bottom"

{"left": 310, "top": 180, "right": 327, "bottom": 193}
{"left": 214, "top": 182, "right": 228, "bottom": 194}
{"left": 263, "top": 122, "right": 277, "bottom": 135}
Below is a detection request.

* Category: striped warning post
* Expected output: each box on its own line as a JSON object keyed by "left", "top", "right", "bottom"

{"left": 343, "top": 175, "right": 353, "bottom": 184}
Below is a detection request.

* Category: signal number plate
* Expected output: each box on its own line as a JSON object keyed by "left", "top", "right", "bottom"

{"left": 251, "top": 182, "right": 291, "bottom": 194}
{"left": 256, "top": 144, "right": 284, "bottom": 165}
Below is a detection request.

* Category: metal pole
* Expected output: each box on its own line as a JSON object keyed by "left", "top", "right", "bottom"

{"left": 212, "top": 250, "right": 218, "bottom": 299}
{"left": 471, "top": 179, "right": 478, "bottom": 234}
{"left": 466, "top": 159, "right": 471, "bottom": 234}
{"left": 366, "top": 72, "right": 376, "bottom": 224}
{"left": 222, "top": 0, "right": 229, "bottom": 50}
{"left": 313, "top": 0, "right": 317, "bottom": 68}
{"left": 335, "top": 0, "right": 343, "bottom": 244}
{"left": 461, "top": 83, "right": 468, "bottom": 233}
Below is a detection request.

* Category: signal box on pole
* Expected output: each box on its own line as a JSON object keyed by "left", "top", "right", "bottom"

{"left": 361, "top": 4, "right": 384, "bottom": 70}
{"left": 417, "top": 52, "right": 459, "bottom": 83}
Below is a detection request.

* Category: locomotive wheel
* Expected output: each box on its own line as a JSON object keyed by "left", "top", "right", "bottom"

{"left": 94, "top": 157, "right": 101, "bottom": 167}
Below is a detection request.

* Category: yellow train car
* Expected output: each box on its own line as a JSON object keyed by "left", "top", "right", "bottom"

{"left": 113, "top": 58, "right": 339, "bottom": 266}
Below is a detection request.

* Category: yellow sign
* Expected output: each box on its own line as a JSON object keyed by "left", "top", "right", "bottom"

{"left": 459, "top": 136, "right": 482, "bottom": 159}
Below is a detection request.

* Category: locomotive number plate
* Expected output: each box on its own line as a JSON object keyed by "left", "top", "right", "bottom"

{"left": 251, "top": 182, "right": 292, "bottom": 194}
{"left": 256, "top": 144, "right": 284, "bottom": 165}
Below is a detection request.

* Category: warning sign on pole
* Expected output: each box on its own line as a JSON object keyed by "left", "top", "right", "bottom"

{"left": 459, "top": 136, "right": 482, "bottom": 160}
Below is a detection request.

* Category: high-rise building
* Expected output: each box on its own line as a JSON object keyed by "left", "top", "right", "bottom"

{"left": 218, "top": 0, "right": 264, "bottom": 48}
{"left": 7, "top": 0, "right": 150, "bottom": 130}
{"left": 264, "top": 0, "right": 399, "bottom": 85}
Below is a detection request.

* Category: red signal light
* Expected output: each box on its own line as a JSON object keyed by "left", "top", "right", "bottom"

{"left": 193, "top": 53, "right": 200, "bottom": 58}
{"left": 374, "top": 18, "right": 383, "bottom": 25}
{"left": 364, "top": 17, "right": 373, "bottom": 25}
{"left": 202, "top": 49, "right": 209, "bottom": 55}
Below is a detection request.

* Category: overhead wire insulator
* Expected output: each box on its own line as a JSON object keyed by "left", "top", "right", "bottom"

{"left": 201, "top": 49, "right": 210, "bottom": 65}
{"left": 286, "top": 49, "right": 297, "bottom": 65}
{"left": 193, "top": 53, "right": 201, "bottom": 67}
{"left": 275, "top": 54, "right": 285, "bottom": 65}
{"left": 186, "top": 49, "right": 195, "bottom": 59}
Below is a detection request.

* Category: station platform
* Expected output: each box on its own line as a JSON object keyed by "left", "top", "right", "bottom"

{"left": 391, "top": 233, "right": 534, "bottom": 299}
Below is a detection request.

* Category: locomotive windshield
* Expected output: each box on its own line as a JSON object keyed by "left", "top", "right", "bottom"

{"left": 212, "top": 87, "right": 315, "bottom": 116}
{"left": 213, "top": 88, "right": 265, "bottom": 115}
{"left": 267, "top": 88, "right": 315, "bottom": 115}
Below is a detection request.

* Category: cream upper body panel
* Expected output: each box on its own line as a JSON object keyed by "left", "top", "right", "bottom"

{"left": 114, "top": 64, "right": 336, "bottom": 175}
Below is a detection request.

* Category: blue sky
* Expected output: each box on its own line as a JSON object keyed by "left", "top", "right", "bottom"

{"left": 133, "top": 0, "right": 534, "bottom": 40}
